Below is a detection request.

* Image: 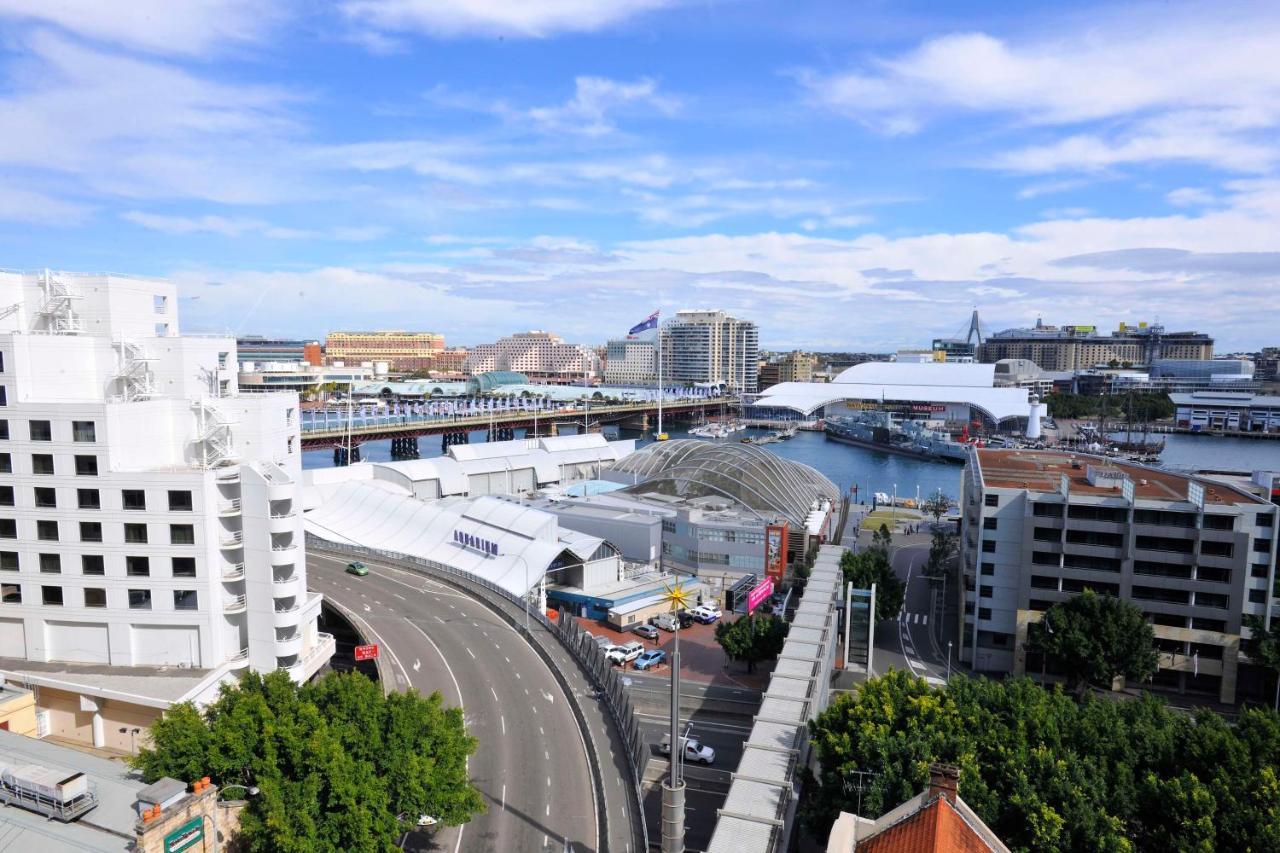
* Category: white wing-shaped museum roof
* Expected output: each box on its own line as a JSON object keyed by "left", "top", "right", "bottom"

{"left": 755, "top": 360, "right": 1031, "bottom": 422}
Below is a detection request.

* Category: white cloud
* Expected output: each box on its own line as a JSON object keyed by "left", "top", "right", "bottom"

{"left": 520, "top": 76, "right": 680, "bottom": 137}
{"left": 0, "top": 0, "right": 283, "bottom": 56}
{"left": 1166, "top": 187, "right": 1217, "bottom": 208}
{"left": 0, "top": 187, "right": 92, "bottom": 224}
{"left": 122, "top": 212, "right": 388, "bottom": 242}
{"left": 340, "top": 0, "right": 675, "bottom": 39}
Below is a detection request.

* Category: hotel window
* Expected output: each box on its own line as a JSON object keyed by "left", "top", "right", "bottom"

{"left": 78, "top": 488, "right": 100, "bottom": 509}
{"left": 0, "top": 420, "right": 7, "bottom": 439}
{"left": 170, "top": 524, "right": 195, "bottom": 545}
{"left": 1249, "top": 588, "right": 1267, "bottom": 604}
{"left": 173, "top": 589, "right": 198, "bottom": 611}
{"left": 985, "top": 494, "right": 999, "bottom": 507}
{"left": 172, "top": 557, "right": 196, "bottom": 578}
{"left": 1, "top": 583, "right": 18, "bottom": 603}
{"left": 34, "top": 487, "right": 56, "bottom": 508}
{"left": 128, "top": 589, "right": 151, "bottom": 610}
{"left": 0, "top": 519, "right": 14, "bottom": 538}
{"left": 0, "top": 486, "right": 11, "bottom": 506}
{"left": 36, "top": 520, "right": 58, "bottom": 541}
{"left": 81, "top": 555, "right": 105, "bottom": 575}
{"left": 0, "top": 551, "right": 16, "bottom": 571}
{"left": 32, "top": 454, "right": 55, "bottom": 474}
{"left": 168, "top": 490, "right": 193, "bottom": 512}
{"left": 84, "top": 588, "right": 107, "bottom": 608}
{"left": 126, "top": 556, "right": 150, "bottom": 577}
{"left": 0, "top": 453, "right": 9, "bottom": 474}
{"left": 982, "top": 540, "right": 996, "bottom": 553}
{"left": 983, "top": 517, "right": 998, "bottom": 530}
{"left": 124, "top": 523, "right": 148, "bottom": 544}
{"left": 72, "top": 421, "right": 96, "bottom": 442}
{"left": 39, "top": 553, "right": 61, "bottom": 573}
{"left": 80, "top": 521, "right": 102, "bottom": 543}
{"left": 28, "top": 420, "right": 51, "bottom": 441}
{"left": 0, "top": 386, "right": 7, "bottom": 406}
{"left": 74, "top": 455, "right": 98, "bottom": 476}
{"left": 42, "top": 586, "right": 63, "bottom": 606}
{"left": 122, "top": 490, "right": 146, "bottom": 510}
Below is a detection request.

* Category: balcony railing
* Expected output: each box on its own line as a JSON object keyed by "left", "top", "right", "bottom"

{"left": 219, "top": 499, "right": 242, "bottom": 516}
{"left": 220, "top": 531, "right": 244, "bottom": 548}
{"left": 224, "top": 594, "right": 247, "bottom": 613}
{"left": 222, "top": 562, "right": 246, "bottom": 580}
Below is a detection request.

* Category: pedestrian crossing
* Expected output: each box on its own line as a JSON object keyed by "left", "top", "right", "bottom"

{"left": 897, "top": 611, "right": 929, "bottom": 625}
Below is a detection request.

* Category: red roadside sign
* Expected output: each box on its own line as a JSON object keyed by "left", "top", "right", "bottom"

{"left": 746, "top": 578, "right": 775, "bottom": 614}
{"left": 354, "top": 643, "right": 379, "bottom": 661}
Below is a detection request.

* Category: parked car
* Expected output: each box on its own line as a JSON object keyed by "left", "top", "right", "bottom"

{"left": 633, "top": 624, "right": 659, "bottom": 640}
{"left": 605, "top": 641, "right": 645, "bottom": 665}
{"left": 651, "top": 612, "right": 679, "bottom": 632}
{"left": 345, "top": 561, "right": 369, "bottom": 576}
{"left": 633, "top": 649, "right": 667, "bottom": 671}
{"left": 690, "top": 605, "right": 722, "bottom": 624}
{"left": 658, "top": 735, "right": 716, "bottom": 765}
{"left": 677, "top": 610, "right": 695, "bottom": 629}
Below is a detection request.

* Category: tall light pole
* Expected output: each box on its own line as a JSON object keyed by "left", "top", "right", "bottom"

{"left": 892, "top": 483, "right": 897, "bottom": 526}
{"left": 946, "top": 641, "right": 953, "bottom": 682}
{"left": 660, "top": 580, "right": 694, "bottom": 853}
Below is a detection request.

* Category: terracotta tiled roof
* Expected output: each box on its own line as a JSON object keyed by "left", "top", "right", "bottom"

{"left": 859, "top": 795, "right": 996, "bottom": 853}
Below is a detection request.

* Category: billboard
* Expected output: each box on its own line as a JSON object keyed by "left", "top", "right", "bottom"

{"left": 746, "top": 578, "right": 774, "bottom": 614}
{"left": 764, "top": 523, "right": 788, "bottom": 581}
{"left": 842, "top": 400, "right": 947, "bottom": 414}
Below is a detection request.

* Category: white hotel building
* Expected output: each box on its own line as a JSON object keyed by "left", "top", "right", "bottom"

{"left": 0, "top": 270, "right": 332, "bottom": 751}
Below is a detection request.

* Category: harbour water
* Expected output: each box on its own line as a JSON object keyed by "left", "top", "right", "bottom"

{"left": 302, "top": 424, "right": 1280, "bottom": 501}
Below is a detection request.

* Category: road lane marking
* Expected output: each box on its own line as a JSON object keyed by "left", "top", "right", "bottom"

{"left": 490, "top": 687, "right": 499, "bottom": 702}
{"left": 393, "top": 593, "right": 405, "bottom": 601}
{"left": 434, "top": 615, "right": 445, "bottom": 624}
{"left": 501, "top": 784, "right": 506, "bottom": 810}
{"left": 413, "top": 659, "right": 421, "bottom": 671}
{"left": 467, "top": 647, "right": 476, "bottom": 659}
{"left": 501, "top": 715, "right": 506, "bottom": 735}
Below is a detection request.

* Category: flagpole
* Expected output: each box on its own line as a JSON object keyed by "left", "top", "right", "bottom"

{"left": 657, "top": 315, "right": 664, "bottom": 438}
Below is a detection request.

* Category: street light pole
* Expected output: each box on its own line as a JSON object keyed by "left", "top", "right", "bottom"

{"left": 946, "top": 641, "right": 953, "bottom": 682}
{"left": 892, "top": 483, "right": 897, "bottom": 527}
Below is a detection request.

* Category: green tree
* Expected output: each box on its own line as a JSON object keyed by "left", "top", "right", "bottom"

{"left": 714, "top": 613, "right": 788, "bottom": 673}
{"left": 1243, "top": 614, "right": 1280, "bottom": 710}
{"left": 871, "top": 523, "right": 893, "bottom": 555}
{"left": 921, "top": 493, "right": 953, "bottom": 525}
{"left": 839, "top": 549, "right": 904, "bottom": 621}
{"left": 1026, "top": 589, "right": 1158, "bottom": 697}
{"left": 922, "top": 528, "right": 957, "bottom": 579}
{"left": 131, "top": 671, "right": 484, "bottom": 852}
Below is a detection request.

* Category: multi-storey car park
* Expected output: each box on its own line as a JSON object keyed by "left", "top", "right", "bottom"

{"left": 960, "top": 448, "right": 1279, "bottom": 704}
{"left": 0, "top": 270, "right": 331, "bottom": 752}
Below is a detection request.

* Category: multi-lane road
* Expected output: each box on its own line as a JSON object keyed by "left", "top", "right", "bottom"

{"left": 871, "top": 542, "right": 953, "bottom": 684}
{"left": 307, "top": 551, "right": 639, "bottom": 853}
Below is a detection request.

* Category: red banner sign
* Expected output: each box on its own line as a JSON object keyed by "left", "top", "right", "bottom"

{"left": 354, "top": 643, "right": 379, "bottom": 661}
{"left": 747, "top": 578, "right": 774, "bottom": 614}
{"left": 764, "top": 523, "right": 788, "bottom": 582}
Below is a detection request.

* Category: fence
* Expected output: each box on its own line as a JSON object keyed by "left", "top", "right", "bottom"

{"left": 306, "top": 535, "right": 649, "bottom": 852}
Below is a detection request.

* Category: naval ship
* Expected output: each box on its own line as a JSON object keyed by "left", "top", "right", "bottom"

{"left": 824, "top": 411, "right": 969, "bottom": 464}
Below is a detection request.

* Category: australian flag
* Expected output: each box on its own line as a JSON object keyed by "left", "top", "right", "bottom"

{"left": 628, "top": 310, "right": 659, "bottom": 338}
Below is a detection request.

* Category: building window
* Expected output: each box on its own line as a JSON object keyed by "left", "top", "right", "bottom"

{"left": 1259, "top": 514, "right": 1274, "bottom": 528}
{"left": 0, "top": 386, "right": 6, "bottom": 406}
{"left": 39, "top": 553, "right": 61, "bottom": 573}
{"left": 84, "top": 588, "right": 107, "bottom": 608}
{"left": 978, "top": 607, "right": 993, "bottom": 620}
{"left": 172, "top": 557, "right": 196, "bottom": 577}
{"left": 168, "top": 490, "right": 193, "bottom": 512}
{"left": 154, "top": 294, "right": 168, "bottom": 314}
{"left": 0, "top": 420, "right": 7, "bottom": 439}
{"left": 128, "top": 589, "right": 151, "bottom": 610}
{"left": 0, "top": 454, "right": 10, "bottom": 475}
{"left": 1, "top": 583, "right": 18, "bottom": 603}
{"left": 1253, "top": 563, "right": 1271, "bottom": 578}
{"left": 286, "top": 407, "right": 295, "bottom": 426}
{"left": 980, "top": 585, "right": 994, "bottom": 598}
{"left": 81, "top": 555, "right": 105, "bottom": 575}
{"left": 34, "top": 487, "right": 56, "bottom": 508}
{"left": 984, "top": 494, "right": 999, "bottom": 507}
{"left": 32, "top": 454, "right": 54, "bottom": 475}
{"left": 28, "top": 420, "right": 51, "bottom": 441}
{"left": 983, "top": 517, "right": 998, "bottom": 530}
{"left": 72, "top": 421, "right": 96, "bottom": 442}
{"left": 124, "top": 523, "right": 149, "bottom": 544}
{"left": 287, "top": 436, "right": 295, "bottom": 454}
{"left": 126, "top": 556, "right": 150, "bottom": 577}
{"left": 170, "top": 524, "right": 195, "bottom": 545}
{"left": 78, "top": 488, "right": 100, "bottom": 509}
{"left": 980, "top": 562, "right": 995, "bottom": 575}
{"left": 0, "top": 551, "right": 15, "bottom": 571}
{"left": 79, "top": 521, "right": 103, "bottom": 543}
{"left": 1249, "top": 588, "right": 1267, "bottom": 604}
{"left": 0, "top": 486, "right": 12, "bottom": 506}
{"left": 0, "top": 519, "right": 15, "bottom": 538}
{"left": 982, "top": 540, "right": 996, "bottom": 553}
{"left": 42, "top": 586, "right": 63, "bottom": 606}
{"left": 36, "top": 520, "right": 58, "bottom": 541}
{"left": 74, "top": 455, "right": 98, "bottom": 476}
{"left": 122, "top": 490, "right": 146, "bottom": 511}
{"left": 662, "top": 520, "right": 676, "bottom": 533}
{"left": 173, "top": 589, "right": 198, "bottom": 611}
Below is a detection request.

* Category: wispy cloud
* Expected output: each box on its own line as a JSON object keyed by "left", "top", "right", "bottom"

{"left": 340, "top": 0, "right": 676, "bottom": 40}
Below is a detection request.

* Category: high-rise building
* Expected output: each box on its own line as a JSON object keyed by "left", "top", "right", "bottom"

{"left": 758, "top": 351, "right": 815, "bottom": 389}
{"left": 236, "top": 336, "right": 322, "bottom": 366}
{"left": 464, "top": 331, "right": 600, "bottom": 383}
{"left": 0, "top": 270, "right": 331, "bottom": 751}
{"left": 980, "top": 319, "right": 1213, "bottom": 371}
{"left": 960, "top": 448, "right": 1277, "bottom": 704}
{"left": 324, "top": 330, "right": 445, "bottom": 372}
{"left": 662, "top": 310, "right": 759, "bottom": 393}
{"left": 604, "top": 339, "right": 657, "bottom": 385}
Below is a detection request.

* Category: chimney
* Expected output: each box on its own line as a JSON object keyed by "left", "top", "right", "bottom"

{"left": 927, "top": 763, "right": 960, "bottom": 804}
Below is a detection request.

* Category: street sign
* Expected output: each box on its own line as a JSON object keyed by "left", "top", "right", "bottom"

{"left": 164, "top": 817, "right": 204, "bottom": 853}
{"left": 746, "top": 578, "right": 774, "bottom": 614}
{"left": 354, "top": 643, "right": 379, "bottom": 661}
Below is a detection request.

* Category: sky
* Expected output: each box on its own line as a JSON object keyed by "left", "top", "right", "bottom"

{"left": 1, "top": 0, "right": 1278, "bottom": 351}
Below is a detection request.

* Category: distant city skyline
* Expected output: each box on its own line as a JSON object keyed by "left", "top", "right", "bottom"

{"left": 1, "top": 1, "right": 1277, "bottom": 349}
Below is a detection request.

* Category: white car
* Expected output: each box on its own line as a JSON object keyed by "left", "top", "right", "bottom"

{"left": 691, "top": 605, "right": 722, "bottom": 624}
{"left": 416, "top": 815, "right": 437, "bottom": 828}
{"left": 606, "top": 641, "right": 645, "bottom": 665}
{"left": 659, "top": 735, "right": 716, "bottom": 765}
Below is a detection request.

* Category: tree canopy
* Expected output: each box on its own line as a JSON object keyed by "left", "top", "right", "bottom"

{"left": 131, "top": 671, "right": 484, "bottom": 853}
{"left": 1044, "top": 392, "right": 1174, "bottom": 422}
{"left": 1243, "top": 614, "right": 1280, "bottom": 709}
{"left": 839, "top": 548, "right": 904, "bottom": 622}
{"left": 803, "top": 669, "right": 1280, "bottom": 852}
{"left": 714, "top": 613, "right": 788, "bottom": 673}
{"left": 1026, "top": 590, "right": 1158, "bottom": 696}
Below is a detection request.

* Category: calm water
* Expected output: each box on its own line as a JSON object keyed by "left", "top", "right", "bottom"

{"left": 302, "top": 422, "right": 1280, "bottom": 502}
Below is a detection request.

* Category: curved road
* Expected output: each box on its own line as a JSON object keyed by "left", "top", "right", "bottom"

{"left": 308, "top": 551, "right": 625, "bottom": 853}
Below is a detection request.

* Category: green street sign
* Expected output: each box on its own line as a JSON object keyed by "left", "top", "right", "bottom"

{"left": 164, "top": 816, "right": 204, "bottom": 853}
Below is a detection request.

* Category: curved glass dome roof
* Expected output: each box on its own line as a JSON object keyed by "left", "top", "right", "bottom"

{"left": 610, "top": 439, "right": 840, "bottom": 527}
{"left": 467, "top": 371, "right": 529, "bottom": 394}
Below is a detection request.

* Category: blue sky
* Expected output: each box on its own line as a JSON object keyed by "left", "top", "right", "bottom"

{"left": 1, "top": 1, "right": 1278, "bottom": 351}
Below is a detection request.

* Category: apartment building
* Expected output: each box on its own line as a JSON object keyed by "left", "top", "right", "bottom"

{"left": 980, "top": 320, "right": 1213, "bottom": 371}
{"left": 604, "top": 339, "right": 657, "bottom": 386}
{"left": 960, "top": 448, "right": 1278, "bottom": 704}
{"left": 464, "top": 331, "right": 600, "bottom": 382}
{"left": 0, "top": 270, "right": 331, "bottom": 751}
{"left": 662, "top": 310, "right": 759, "bottom": 393}
{"left": 758, "top": 351, "right": 815, "bottom": 389}
{"left": 235, "top": 336, "right": 322, "bottom": 366}
{"left": 324, "top": 330, "right": 445, "bottom": 372}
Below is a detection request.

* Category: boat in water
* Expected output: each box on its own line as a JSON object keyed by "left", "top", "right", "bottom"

{"left": 824, "top": 411, "right": 969, "bottom": 464}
